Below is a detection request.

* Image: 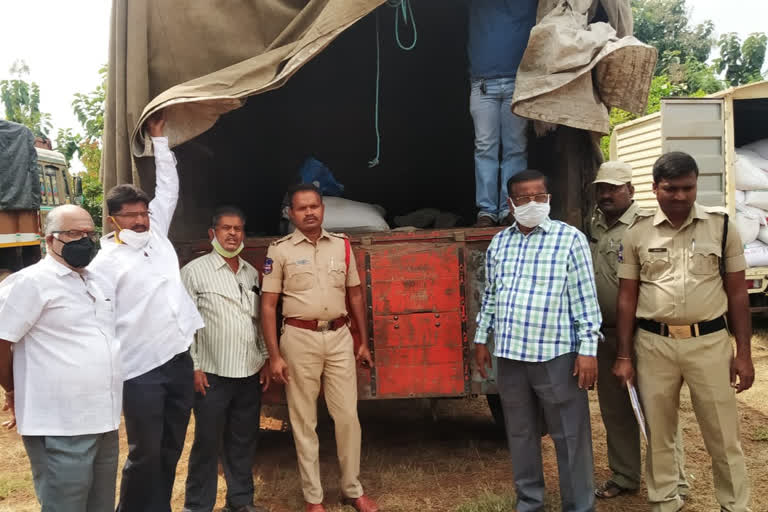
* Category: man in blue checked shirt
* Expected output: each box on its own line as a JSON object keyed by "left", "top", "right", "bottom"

{"left": 475, "top": 169, "right": 602, "bottom": 512}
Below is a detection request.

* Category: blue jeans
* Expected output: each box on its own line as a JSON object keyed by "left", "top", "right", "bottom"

{"left": 470, "top": 77, "right": 528, "bottom": 220}
{"left": 23, "top": 430, "right": 119, "bottom": 512}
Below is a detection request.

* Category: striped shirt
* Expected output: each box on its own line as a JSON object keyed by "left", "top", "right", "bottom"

{"left": 474, "top": 218, "right": 602, "bottom": 362}
{"left": 181, "top": 251, "right": 267, "bottom": 378}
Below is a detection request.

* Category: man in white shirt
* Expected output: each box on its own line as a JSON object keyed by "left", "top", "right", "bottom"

{"left": 181, "top": 206, "right": 269, "bottom": 512}
{"left": 0, "top": 204, "right": 122, "bottom": 512}
{"left": 90, "top": 114, "right": 204, "bottom": 511}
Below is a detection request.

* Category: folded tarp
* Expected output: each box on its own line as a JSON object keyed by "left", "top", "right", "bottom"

{"left": 0, "top": 120, "right": 40, "bottom": 210}
{"left": 513, "top": 0, "right": 657, "bottom": 134}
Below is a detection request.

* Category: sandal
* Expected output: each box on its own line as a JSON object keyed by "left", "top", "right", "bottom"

{"left": 594, "top": 480, "right": 631, "bottom": 499}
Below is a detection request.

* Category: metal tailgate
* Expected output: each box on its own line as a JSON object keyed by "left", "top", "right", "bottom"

{"left": 661, "top": 98, "right": 726, "bottom": 207}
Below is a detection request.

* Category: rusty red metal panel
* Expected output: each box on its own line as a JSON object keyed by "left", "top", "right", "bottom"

{"left": 372, "top": 312, "right": 464, "bottom": 396}
{"left": 368, "top": 243, "right": 465, "bottom": 397}
{"left": 369, "top": 243, "right": 460, "bottom": 315}
{"left": 173, "top": 228, "right": 500, "bottom": 402}
{"left": 374, "top": 309, "right": 465, "bottom": 397}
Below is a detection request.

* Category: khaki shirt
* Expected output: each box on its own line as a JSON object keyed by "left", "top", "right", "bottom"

{"left": 590, "top": 202, "right": 645, "bottom": 328}
{"left": 617, "top": 203, "right": 746, "bottom": 325}
{"left": 261, "top": 229, "right": 361, "bottom": 321}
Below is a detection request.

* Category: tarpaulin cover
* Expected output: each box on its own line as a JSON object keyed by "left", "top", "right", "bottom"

{"left": 0, "top": 120, "right": 40, "bottom": 210}
{"left": 102, "top": 0, "right": 655, "bottom": 221}
{"left": 514, "top": 0, "right": 657, "bottom": 133}
{"left": 102, "top": 0, "right": 384, "bottom": 192}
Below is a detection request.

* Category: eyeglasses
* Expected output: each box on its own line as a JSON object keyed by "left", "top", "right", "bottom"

{"left": 113, "top": 210, "right": 151, "bottom": 219}
{"left": 52, "top": 230, "right": 99, "bottom": 242}
{"left": 512, "top": 193, "right": 550, "bottom": 206}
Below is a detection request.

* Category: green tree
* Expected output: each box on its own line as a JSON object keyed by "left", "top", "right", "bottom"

{"left": 54, "top": 66, "right": 107, "bottom": 230}
{"left": 714, "top": 32, "right": 768, "bottom": 86}
{"left": 632, "top": 0, "right": 715, "bottom": 74}
{"left": 0, "top": 60, "right": 53, "bottom": 137}
{"left": 55, "top": 128, "right": 82, "bottom": 162}
{"left": 600, "top": 75, "right": 693, "bottom": 159}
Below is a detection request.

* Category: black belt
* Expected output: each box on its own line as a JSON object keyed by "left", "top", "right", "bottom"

{"left": 637, "top": 316, "right": 726, "bottom": 339}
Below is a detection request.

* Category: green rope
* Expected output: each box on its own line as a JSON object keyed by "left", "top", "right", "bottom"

{"left": 368, "top": 10, "right": 382, "bottom": 168}
{"left": 368, "top": 0, "right": 417, "bottom": 168}
{"left": 390, "top": 0, "right": 417, "bottom": 51}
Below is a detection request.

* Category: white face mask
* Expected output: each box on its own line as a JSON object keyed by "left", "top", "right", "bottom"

{"left": 117, "top": 229, "right": 151, "bottom": 249}
{"left": 511, "top": 197, "right": 551, "bottom": 228}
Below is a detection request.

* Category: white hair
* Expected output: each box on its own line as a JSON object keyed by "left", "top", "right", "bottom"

{"left": 44, "top": 205, "right": 90, "bottom": 235}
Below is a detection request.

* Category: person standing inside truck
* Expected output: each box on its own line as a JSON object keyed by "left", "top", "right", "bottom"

{"left": 589, "top": 161, "right": 689, "bottom": 500}
{"left": 181, "top": 205, "right": 270, "bottom": 512}
{"left": 468, "top": 0, "right": 537, "bottom": 227}
{"left": 613, "top": 151, "right": 754, "bottom": 512}
{"left": 90, "top": 113, "right": 205, "bottom": 512}
{"left": 0, "top": 205, "right": 122, "bottom": 512}
{"left": 260, "top": 184, "right": 379, "bottom": 512}
{"left": 475, "top": 169, "right": 601, "bottom": 512}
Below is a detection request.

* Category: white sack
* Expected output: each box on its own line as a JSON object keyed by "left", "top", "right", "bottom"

{"left": 736, "top": 202, "right": 768, "bottom": 226}
{"left": 736, "top": 211, "right": 760, "bottom": 244}
{"left": 745, "top": 190, "right": 768, "bottom": 211}
{"left": 737, "top": 148, "right": 768, "bottom": 170}
{"left": 734, "top": 150, "right": 768, "bottom": 190}
{"left": 319, "top": 196, "right": 389, "bottom": 233}
{"left": 758, "top": 225, "right": 768, "bottom": 245}
{"left": 742, "top": 139, "right": 768, "bottom": 160}
{"left": 744, "top": 240, "right": 768, "bottom": 267}
{"left": 735, "top": 190, "right": 746, "bottom": 204}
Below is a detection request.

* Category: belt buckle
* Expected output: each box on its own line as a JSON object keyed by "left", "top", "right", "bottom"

{"left": 317, "top": 320, "right": 330, "bottom": 332}
{"left": 667, "top": 324, "right": 692, "bottom": 339}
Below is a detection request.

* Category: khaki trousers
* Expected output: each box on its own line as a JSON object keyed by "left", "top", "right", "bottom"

{"left": 635, "top": 328, "right": 750, "bottom": 512}
{"left": 597, "top": 331, "right": 688, "bottom": 492}
{"left": 280, "top": 324, "right": 363, "bottom": 504}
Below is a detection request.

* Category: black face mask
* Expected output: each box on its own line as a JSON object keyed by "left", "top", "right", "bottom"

{"left": 55, "top": 237, "right": 96, "bottom": 268}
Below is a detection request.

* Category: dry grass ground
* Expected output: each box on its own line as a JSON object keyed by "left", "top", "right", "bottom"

{"left": 2, "top": 326, "right": 768, "bottom": 512}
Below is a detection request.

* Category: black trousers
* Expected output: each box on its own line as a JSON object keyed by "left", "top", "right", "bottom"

{"left": 117, "top": 351, "right": 194, "bottom": 512}
{"left": 183, "top": 372, "right": 262, "bottom": 512}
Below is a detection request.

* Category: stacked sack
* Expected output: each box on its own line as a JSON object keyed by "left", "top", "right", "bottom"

{"left": 734, "top": 139, "right": 768, "bottom": 266}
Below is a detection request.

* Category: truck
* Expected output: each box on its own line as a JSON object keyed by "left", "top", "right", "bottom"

{"left": 0, "top": 121, "right": 42, "bottom": 280}
{"left": 103, "top": 1, "right": 653, "bottom": 421}
{"left": 610, "top": 80, "right": 768, "bottom": 312}
{"left": 0, "top": 123, "right": 82, "bottom": 280}
{"left": 35, "top": 145, "right": 81, "bottom": 229}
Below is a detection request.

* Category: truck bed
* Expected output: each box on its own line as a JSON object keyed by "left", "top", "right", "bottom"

{"left": 174, "top": 226, "right": 504, "bottom": 402}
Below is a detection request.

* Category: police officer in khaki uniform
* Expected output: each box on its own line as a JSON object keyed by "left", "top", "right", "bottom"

{"left": 590, "top": 161, "right": 688, "bottom": 500}
{"left": 260, "top": 184, "right": 379, "bottom": 512}
{"left": 614, "top": 152, "right": 754, "bottom": 512}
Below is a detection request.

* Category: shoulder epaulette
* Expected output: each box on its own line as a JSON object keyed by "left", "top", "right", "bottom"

{"left": 270, "top": 234, "right": 292, "bottom": 246}
{"left": 703, "top": 206, "right": 728, "bottom": 215}
{"left": 629, "top": 211, "right": 654, "bottom": 228}
{"left": 635, "top": 208, "right": 654, "bottom": 217}
{"left": 328, "top": 232, "right": 348, "bottom": 239}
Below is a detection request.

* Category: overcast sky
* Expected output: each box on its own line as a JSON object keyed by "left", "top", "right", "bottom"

{"left": 0, "top": 0, "right": 766, "bottom": 172}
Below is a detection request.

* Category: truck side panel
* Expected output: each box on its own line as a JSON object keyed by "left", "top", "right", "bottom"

{"left": 176, "top": 227, "right": 500, "bottom": 402}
